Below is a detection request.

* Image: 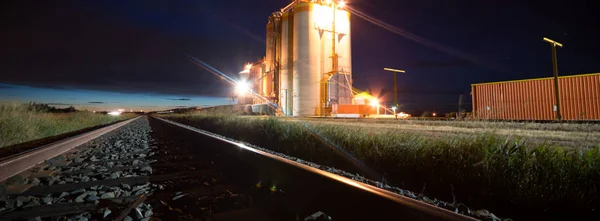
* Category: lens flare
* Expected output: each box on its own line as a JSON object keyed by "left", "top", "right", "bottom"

{"left": 235, "top": 81, "right": 250, "bottom": 95}
{"left": 370, "top": 99, "right": 379, "bottom": 107}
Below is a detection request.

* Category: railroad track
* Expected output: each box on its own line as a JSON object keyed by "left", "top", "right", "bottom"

{"left": 0, "top": 116, "right": 478, "bottom": 221}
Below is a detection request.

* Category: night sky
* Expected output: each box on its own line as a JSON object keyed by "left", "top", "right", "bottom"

{"left": 1, "top": 0, "right": 599, "bottom": 113}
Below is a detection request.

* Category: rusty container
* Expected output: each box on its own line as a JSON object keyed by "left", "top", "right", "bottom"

{"left": 472, "top": 73, "right": 600, "bottom": 120}
{"left": 334, "top": 104, "right": 377, "bottom": 116}
{"left": 359, "top": 105, "right": 378, "bottom": 116}
{"left": 336, "top": 104, "right": 361, "bottom": 114}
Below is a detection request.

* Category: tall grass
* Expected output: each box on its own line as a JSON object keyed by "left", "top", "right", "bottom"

{"left": 0, "top": 104, "right": 134, "bottom": 148}
{"left": 163, "top": 113, "right": 600, "bottom": 219}
{"left": 299, "top": 118, "right": 600, "bottom": 133}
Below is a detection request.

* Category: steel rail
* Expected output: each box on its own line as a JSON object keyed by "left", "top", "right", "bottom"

{"left": 0, "top": 116, "right": 141, "bottom": 182}
{"left": 153, "top": 116, "right": 478, "bottom": 221}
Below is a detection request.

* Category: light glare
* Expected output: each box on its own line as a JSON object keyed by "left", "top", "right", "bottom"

{"left": 369, "top": 99, "right": 379, "bottom": 107}
{"left": 108, "top": 111, "right": 121, "bottom": 116}
{"left": 235, "top": 81, "right": 250, "bottom": 95}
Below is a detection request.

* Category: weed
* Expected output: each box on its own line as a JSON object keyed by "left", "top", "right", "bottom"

{"left": 0, "top": 104, "right": 134, "bottom": 147}
{"left": 162, "top": 113, "right": 600, "bottom": 218}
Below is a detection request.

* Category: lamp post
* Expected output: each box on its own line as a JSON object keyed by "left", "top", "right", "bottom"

{"left": 543, "top": 37, "right": 563, "bottom": 121}
{"left": 383, "top": 68, "right": 406, "bottom": 108}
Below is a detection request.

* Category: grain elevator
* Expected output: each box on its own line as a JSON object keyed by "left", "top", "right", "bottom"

{"left": 238, "top": 0, "right": 353, "bottom": 117}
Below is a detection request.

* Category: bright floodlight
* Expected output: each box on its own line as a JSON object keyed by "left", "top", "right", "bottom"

{"left": 245, "top": 63, "right": 252, "bottom": 70}
{"left": 108, "top": 111, "right": 120, "bottom": 116}
{"left": 235, "top": 81, "right": 250, "bottom": 95}
{"left": 370, "top": 98, "right": 379, "bottom": 107}
{"left": 338, "top": 0, "right": 345, "bottom": 7}
{"left": 392, "top": 106, "right": 397, "bottom": 111}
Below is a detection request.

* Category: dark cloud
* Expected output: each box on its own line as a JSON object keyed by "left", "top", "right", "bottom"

{"left": 47, "top": 103, "right": 73, "bottom": 106}
{"left": 168, "top": 98, "right": 191, "bottom": 101}
{"left": 88, "top": 101, "right": 105, "bottom": 104}
{"left": 0, "top": 84, "right": 14, "bottom": 89}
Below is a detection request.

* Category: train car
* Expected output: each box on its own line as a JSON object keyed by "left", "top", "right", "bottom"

{"left": 472, "top": 73, "right": 600, "bottom": 120}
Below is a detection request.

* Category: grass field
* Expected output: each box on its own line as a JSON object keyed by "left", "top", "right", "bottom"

{"left": 161, "top": 113, "right": 600, "bottom": 219}
{"left": 286, "top": 118, "right": 600, "bottom": 148}
{"left": 297, "top": 117, "right": 600, "bottom": 132}
{"left": 0, "top": 104, "right": 135, "bottom": 148}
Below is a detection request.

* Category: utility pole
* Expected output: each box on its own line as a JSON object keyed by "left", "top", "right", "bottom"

{"left": 383, "top": 68, "right": 406, "bottom": 108}
{"left": 543, "top": 37, "right": 563, "bottom": 120}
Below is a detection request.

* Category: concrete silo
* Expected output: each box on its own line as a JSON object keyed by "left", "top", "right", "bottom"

{"left": 242, "top": 0, "right": 353, "bottom": 117}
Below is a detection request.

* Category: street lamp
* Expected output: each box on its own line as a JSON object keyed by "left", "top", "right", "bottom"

{"left": 543, "top": 37, "right": 563, "bottom": 120}
{"left": 383, "top": 68, "right": 406, "bottom": 108}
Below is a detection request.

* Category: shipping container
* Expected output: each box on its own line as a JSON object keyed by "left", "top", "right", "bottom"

{"left": 331, "top": 104, "right": 378, "bottom": 117}
{"left": 471, "top": 73, "right": 600, "bottom": 120}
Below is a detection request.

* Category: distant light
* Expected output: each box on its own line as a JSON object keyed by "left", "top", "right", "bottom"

{"left": 432, "top": 113, "right": 437, "bottom": 117}
{"left": 392, "top": 106, "right": 397, "bottom": 111}
{"left": 244, "top": 63, "right": 252, "bottom": 70}
{"left": 398, "top": 112, "right": 410, "bottom": 118}
{"left": 140, "top": 110, "right": 143, "bottom": 112}
{"left": 235, "top": 81, "right": 251, "bottom": 95}
{"left": 369, "top": 99, "right": 379, "bottom": 107}
{"left": 108, "top": 111, "right": 121, "bottom": 116}
{"left": 93, "top": 111, "right": 96, "bottom": 113}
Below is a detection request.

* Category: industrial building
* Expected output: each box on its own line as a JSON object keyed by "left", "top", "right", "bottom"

{"left": 471, "top": 73, "right": 600, "bottom": 120}
{"left": 237, "top": 0, "right": 355, "bottom": 117}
